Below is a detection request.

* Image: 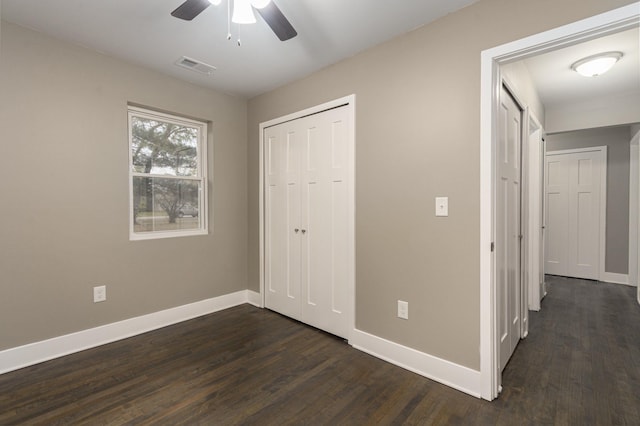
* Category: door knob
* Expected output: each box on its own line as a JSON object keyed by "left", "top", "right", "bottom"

{"left": 301, "top": 229, "right": 306, "bottom": 234}
{"left": 294, "top": 228, "right": 299, "bottom": 233}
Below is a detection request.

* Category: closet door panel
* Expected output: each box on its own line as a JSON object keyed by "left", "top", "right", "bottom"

{"left": 264, "top": 126, "right": 301, "bottom": 320}
{"left": 300, "top": 108, "right": 350, "bottom": 338}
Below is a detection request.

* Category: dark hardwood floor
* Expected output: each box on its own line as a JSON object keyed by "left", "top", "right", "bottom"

{"left": 1, "top": 276, "right": 639, "bottom": 425}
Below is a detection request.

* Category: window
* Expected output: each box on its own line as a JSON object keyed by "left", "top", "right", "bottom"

{"left": 128, "top": 106, "right": 208, "bottom": 240}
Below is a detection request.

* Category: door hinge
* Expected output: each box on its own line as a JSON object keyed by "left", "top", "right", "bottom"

{"left": 491, "top": 242, "right": 495, "bottom": 252}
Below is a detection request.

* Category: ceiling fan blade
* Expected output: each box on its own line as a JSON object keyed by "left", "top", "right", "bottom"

{"left": 171, "top": 0, "right": 211, "bottom": 21}
{"left": 255, "top": 2, "right": 297, "bottom": 41}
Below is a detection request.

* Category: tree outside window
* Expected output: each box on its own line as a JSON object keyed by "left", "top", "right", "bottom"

{"left": 128, "top": 107, "right": 208, "bottom": 239}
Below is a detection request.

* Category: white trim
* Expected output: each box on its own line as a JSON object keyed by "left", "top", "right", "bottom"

{"left": 247, "top": 290, "right": 262, "bottom": 307}
{"left": 258, "top": 95, "right": 356, "bottom": 340}
{"left": 0, "top": 290, "right": 254, "bottom": 375}
{"left": 480, "top": 2, "right": 640, "bottom": 401}
{"left": 600, "top": 272, "right": 631, "bottom": 286}
{"left": 527, "top": 112, "right": 544, "bottom": 312}
{"left": 351, "top": 329, "right": 481, "bottom": 398}
{"left": 630, "top": 131, "right": 639, "bottom": 292}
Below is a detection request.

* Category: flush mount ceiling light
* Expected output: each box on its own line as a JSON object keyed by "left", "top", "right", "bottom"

{"left": 571, "top": 51, "right": 623, "bottom": 77}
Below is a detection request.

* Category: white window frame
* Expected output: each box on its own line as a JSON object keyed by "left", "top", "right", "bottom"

{"left": 128, "top": 106, "right": 208, "bottom": 241}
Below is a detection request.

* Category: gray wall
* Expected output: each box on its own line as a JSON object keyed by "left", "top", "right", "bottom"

{"left": 546, "top": 126, "right": 631, "bottom": 274}
{"left": 247, "top": 0, "right": 635, "bottom": 370}
{"left": 0, "top": 22, "right": 248, "bottom": 351}
{"left": 500, "top": 61, "right": 545, "bottom": 124}
{"left": 1, "top": 0, "right": 635, "bottom": 371}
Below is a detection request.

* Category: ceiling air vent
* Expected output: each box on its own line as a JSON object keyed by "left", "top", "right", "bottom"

{"left": 175, "top": 56, "right": 217, "bottom": 75}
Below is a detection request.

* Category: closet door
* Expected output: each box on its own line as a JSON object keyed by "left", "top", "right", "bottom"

{"left": 299, "top": 107, "right": 350, "bottom": 338}
{"left": 264, "top": 105, "right": 351, "bottom": 339}
{"left": 264, "top": 122, "right": 302, "bottom": 321}
{"left": 545, "top": 149, "right": 603, "bottom": 280}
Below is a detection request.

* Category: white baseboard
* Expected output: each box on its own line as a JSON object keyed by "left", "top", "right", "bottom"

{"left": 601, "top": 272, "right": 631, "bottom": 286}
{"left": 3, "top": 289, "right": 482, "bottom": 400}
{"left": 350, "top": 329, "right": 481, "bottom": 398}
{"left": 247, "top": 290, "right": 262, "bottom": 307}
{"left": 0, "top": 290, "right": 254, "bottom": 375}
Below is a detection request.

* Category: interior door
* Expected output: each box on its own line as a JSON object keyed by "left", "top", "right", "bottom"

{"left": 497, "top": 85, "right": 522, "bottom": 372}
{"left": 545, "top": 149, "right": 603, "bottom": 280}
{"left": 544, "top": 154, "right": 569, "bottom": 276}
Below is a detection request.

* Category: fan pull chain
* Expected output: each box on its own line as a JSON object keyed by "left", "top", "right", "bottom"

{"left": 226, "top": 0, "right": 232, "bottom": 41}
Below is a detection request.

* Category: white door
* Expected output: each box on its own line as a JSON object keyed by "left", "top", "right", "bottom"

{"left": 497, "top": 85, "right": 522, "bottom": 372}
{"left": 264, "top": 105, "right": 352, "bottom": 339}
{"left": 299, "top": 107, "right": 351, "bottom": 338}
{"left": 545, "top": 149, "right": 604, "bottom": 280}
{"left": 264, "top": 122, "right": 302, "bottom": 321}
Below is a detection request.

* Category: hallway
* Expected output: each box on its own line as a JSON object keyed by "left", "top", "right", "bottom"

{"left": 499, "top": 275, "right": 640, "bottom": 424}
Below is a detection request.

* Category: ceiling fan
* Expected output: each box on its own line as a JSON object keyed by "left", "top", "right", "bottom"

{"left": 171, "top": 0, "right": 297, "bottom": 41}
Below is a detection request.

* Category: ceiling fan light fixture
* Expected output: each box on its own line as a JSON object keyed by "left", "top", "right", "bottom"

{"left": 250, "top": 0, "right": 271, "bottom": 9}
{"left": 232, "top": 0, "right": 256, "bottom": 24}
{"left": 571, "top": 51, "right": 623, "bottom": 77}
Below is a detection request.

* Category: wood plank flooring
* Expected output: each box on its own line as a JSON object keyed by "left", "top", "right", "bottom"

{"left": 1, "top": 276, "right": 639, "bottom": 425}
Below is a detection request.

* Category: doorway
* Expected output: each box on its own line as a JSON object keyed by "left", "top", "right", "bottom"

{"left": 480, "top": 3, "right": 640, "bottom": 401}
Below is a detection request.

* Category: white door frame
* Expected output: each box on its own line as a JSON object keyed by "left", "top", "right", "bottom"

{"left": 258, "top": 95, "right": 356, "bottom": 340}
{"left": 479, "top": 3, "right": 640, "bottom": 401}
{"left": 527, "top": 113, "right": 543, "bottom": 312}
{"left": 630, "top": 129, "right": 640, "bottom": 301}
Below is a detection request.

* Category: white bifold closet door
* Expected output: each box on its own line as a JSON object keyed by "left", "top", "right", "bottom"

{"left": 264, "top": 105, "right": 350, "bottom": 339}
{"left": 545, "top": 149, "right": 603, "bottom": 280}
{"left": 497, "top": 85, "right": 522, "bottom": 372}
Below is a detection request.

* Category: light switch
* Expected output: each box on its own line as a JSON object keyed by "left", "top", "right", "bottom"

{"left": 435, "top": 197, "right": 448, "bottom": 217}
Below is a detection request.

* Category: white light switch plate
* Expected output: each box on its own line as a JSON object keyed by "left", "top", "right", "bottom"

{"left": 397, "top": 300, "right": 408, "bottom": 320}
{"left": 435, "top": 197, "right": 448, "bottom": 217}
{"left": 93, "top": 285, "right": 106, "bottom": 303}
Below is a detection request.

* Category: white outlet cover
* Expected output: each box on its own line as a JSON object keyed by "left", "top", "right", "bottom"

{"left": 397, "top": 300, "right": 409, "bottom": 320}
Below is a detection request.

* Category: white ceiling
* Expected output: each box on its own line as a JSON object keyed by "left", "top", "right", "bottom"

{"left": 523, "top": 27, "right": 640, "bottom": 107}
{"left": 2, "top": 1, "right": 637, "bottom": 104}
{"left": 0, "top": 0, "right": 480, "bottom": 98}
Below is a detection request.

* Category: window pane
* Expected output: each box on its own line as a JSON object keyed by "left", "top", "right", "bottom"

{"left": 130, "top": 116, "right": 199, "bottom": 177}
{"left": 132, "top": 177, "right": 201, "bottom": 233}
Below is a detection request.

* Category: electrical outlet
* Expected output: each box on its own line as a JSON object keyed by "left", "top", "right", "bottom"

{"left": 397, "top": 300, "right": 409, "bottom": 320}
{"left": 93, "top": 285, "right": 106, "bottom": 303}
